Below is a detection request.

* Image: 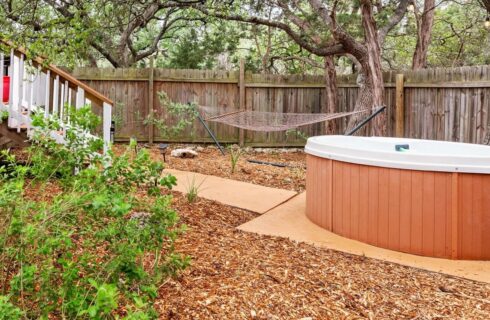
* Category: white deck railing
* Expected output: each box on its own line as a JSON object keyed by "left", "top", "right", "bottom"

{"left": 0, "top": 41, "right": 112, "bottom": 152}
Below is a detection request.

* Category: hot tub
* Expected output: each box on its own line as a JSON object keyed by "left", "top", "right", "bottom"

{"left": 305, "top": 136, "right": 490, "bottom": 260}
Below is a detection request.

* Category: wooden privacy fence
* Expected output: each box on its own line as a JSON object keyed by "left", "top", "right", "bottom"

{"left": 72, "top": 64, "right": 490, "bottom": 147}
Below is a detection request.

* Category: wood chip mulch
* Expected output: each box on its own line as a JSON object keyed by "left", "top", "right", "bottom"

{"left": 113, "top": 144, "right": 307, "bottom": 192}
{"left": 156, "top": 193, "right": 490, "bottom": 319}
{"left": 13, "top": 144, "right": 490, "bottom": 318}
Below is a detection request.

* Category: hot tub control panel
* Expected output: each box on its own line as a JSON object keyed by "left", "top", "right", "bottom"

{"left": 395, "top": 144, "right": 410, "bottom": 152}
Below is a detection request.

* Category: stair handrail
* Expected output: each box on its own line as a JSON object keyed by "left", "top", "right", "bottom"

{"left": 0, "top": 39, "right": 113, "bottom": 152}
{"left": 0, "top": 39, "right": 113, "bottom": 106}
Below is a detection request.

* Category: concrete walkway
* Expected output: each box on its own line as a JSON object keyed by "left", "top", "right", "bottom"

{"left": 166, "top": 169, "right": 490, "bottom": 283}
{"left": 165, "top": 169, "right": 297, "bottom": 214}
{"left": 239, "top": 192, "right": 490, "bottom": 284}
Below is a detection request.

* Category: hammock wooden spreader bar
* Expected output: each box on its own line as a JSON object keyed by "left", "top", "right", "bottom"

{"left": 203, "top": 109, "right": 369, "bottom": 132}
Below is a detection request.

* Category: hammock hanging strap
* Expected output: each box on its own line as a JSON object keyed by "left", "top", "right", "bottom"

{"left": 204, "top": 109, "right": 369, "bottom": 132}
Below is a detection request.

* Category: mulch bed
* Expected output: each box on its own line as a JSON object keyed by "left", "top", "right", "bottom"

{"left": 156, "top": 193, "right": 490, "bottom": 319}
{"left": 113, "top": 144, "right": 307, "bottom": 192}
{"left": 12, "top": 144, "right": 490, "bottom": 318}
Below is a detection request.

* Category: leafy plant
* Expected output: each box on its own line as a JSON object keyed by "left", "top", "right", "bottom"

{"left": 285, "top": 129, "right": 309, "bottom": 141}
{"left": 0, "top": 111, "right": 8, "bottom": 123}
{"left": 0, "top": 296, "right": 23, "bottom": 320}
{"left": 0, "top": 106, "right": 188, "bottom": 319}
{"left": 229, "top": 145, "right": 242, "bottom": 174}
{"left": 144, "top": 91, "right": 199, "bottom": 139}
{"left": 82, "top": 281, "right": 119, "bottom": 318}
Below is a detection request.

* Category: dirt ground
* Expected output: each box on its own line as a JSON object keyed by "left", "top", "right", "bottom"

{"left": 157, "top": 193, "right": 490, "bottom": 319}
{"left": 113, "top": 143, "right": 307, "bottom": 192}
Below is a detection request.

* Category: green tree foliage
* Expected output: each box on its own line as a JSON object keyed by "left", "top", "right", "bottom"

{"left": 1, "top": 0, "right": 489, "bottom": 71}
{"left": 0, "top": 0, "right": 92, "bottom": 67}
{"left": 239, "top": 24, "right": 325, "bottom": 74}
{"left": 383, "top": 1, "right": 490, "bottom": 69}
{"left": 161, "top": 22, "right": 241, "bottom": 69}
{"left": 144, "top": 91, "right": 199, "bottom": 139}
{"left": 0, "top": 1, "right": 199, "bottom": 67}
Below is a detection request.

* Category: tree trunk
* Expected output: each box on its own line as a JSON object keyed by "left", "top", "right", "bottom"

{"left": 87, "top": 53, "right": 99, "bottom": 67}
{"left": 483, "top": 0, "right": 490, "bottom": 13}
{"left": 346, "top": 1, "right": 386, "bottom": 136}
{"left": 412, "top": 0, "right": 436, "bottom": 69}
{"left": 324, "top": 56, "right": 338, "bottom": 134}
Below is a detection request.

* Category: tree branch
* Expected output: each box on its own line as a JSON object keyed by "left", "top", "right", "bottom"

{"left": 269, "top": 55, "right": 324, "bottom": 69}
{"left": 191, "top": 4, "right": 345, "bottom": 57}
{"left": 481, "top": 0, "right": 490, "bottom": 13}
{"left": 377, "top": 0, "right": 410, "bottom": 45}
{"left": 307, "top": 0, "right": 366, "bottom": 60}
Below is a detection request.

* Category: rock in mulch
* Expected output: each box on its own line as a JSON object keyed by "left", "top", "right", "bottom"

{"left": 171, "top": 148, "right": 198, "bottom": 158}
{"left": 129, "top": 211, "right": 152, "bottom": 228}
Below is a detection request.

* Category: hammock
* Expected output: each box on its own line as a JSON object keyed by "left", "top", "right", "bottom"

{"left": 200, "top": 108, "right": 368, "bottom": 132}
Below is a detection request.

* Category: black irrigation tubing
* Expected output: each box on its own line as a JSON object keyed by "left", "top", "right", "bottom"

{"left": 247, "top": 159, "right": 291, "bottom": 168}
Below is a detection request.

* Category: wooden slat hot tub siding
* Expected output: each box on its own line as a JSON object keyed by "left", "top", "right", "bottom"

{"left": 306, "top": 154, "right": 490, "bottom": 260}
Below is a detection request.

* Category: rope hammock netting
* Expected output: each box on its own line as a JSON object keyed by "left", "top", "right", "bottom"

{"left": 197, "top": 106, "right": 369, "bottom": 132}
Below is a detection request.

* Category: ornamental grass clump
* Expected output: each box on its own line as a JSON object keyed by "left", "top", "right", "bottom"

{"left": 0, "top": 107, "right": 188, "bottom": 319}
{"left": 185, "top": 175, "right": 205, "bottom": 203}
{"left": 229, "top": 145, "right": 242, "bottom": 174}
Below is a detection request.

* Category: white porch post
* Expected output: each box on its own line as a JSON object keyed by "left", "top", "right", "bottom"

{"left": 61, "top": 80, "right": 68, "bottom": 120}
{"left": 8, "top": 50, "right": 15, "bottom": 127}
{"left": 44, "top": 70, "right": 50, "bottom": 118}
{"left": 28, "top": 74, "right": 34, "bottom": 116}
{"left": 103, "top": 102, "right": 112, "bottom": 153}
{"left": 17, "top": 54, "right": 25, "bottom": 132}
{"left": 53, "top": 75, "right": 59, "bottom": 115}
{"left": 76, "top": 88, "right": 85, "bottom": 109}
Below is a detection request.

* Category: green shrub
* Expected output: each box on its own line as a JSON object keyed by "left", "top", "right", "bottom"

{"left": 144, "top": 91, "right": 199, "bottom": 139}
{"left": 0, "top": 107, "right": 188, "bottom": 319}
{"left": 0, "top": 296, "right": 23, "bottom": 320}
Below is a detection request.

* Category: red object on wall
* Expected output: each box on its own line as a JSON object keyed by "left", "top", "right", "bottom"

{"left": 3, "top": 76, "right": 9, "bottom": 103}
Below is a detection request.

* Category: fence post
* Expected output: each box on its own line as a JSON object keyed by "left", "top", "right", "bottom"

{"left": 238, "top": 59, "right": 245, "bottom": 146}
{"left": 148, "top": 57, "right": 155, "bottom": 143}
{"left": 395, "top": 73, "right": 405, "bottom": 137}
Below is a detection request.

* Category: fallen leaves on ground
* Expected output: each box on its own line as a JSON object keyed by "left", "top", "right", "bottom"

{"left": 113, "top": 144, "right": 306, "bottom": 192}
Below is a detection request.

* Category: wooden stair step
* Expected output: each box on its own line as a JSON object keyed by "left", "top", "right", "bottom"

{"left": 8, "top": 124, "right": 28, "bottom": 131}
{"left": 0, "top": 122, "right": 29, "bottom": 147}
{"left": 0, "top": 136, "right": 12, "bottom": 148}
